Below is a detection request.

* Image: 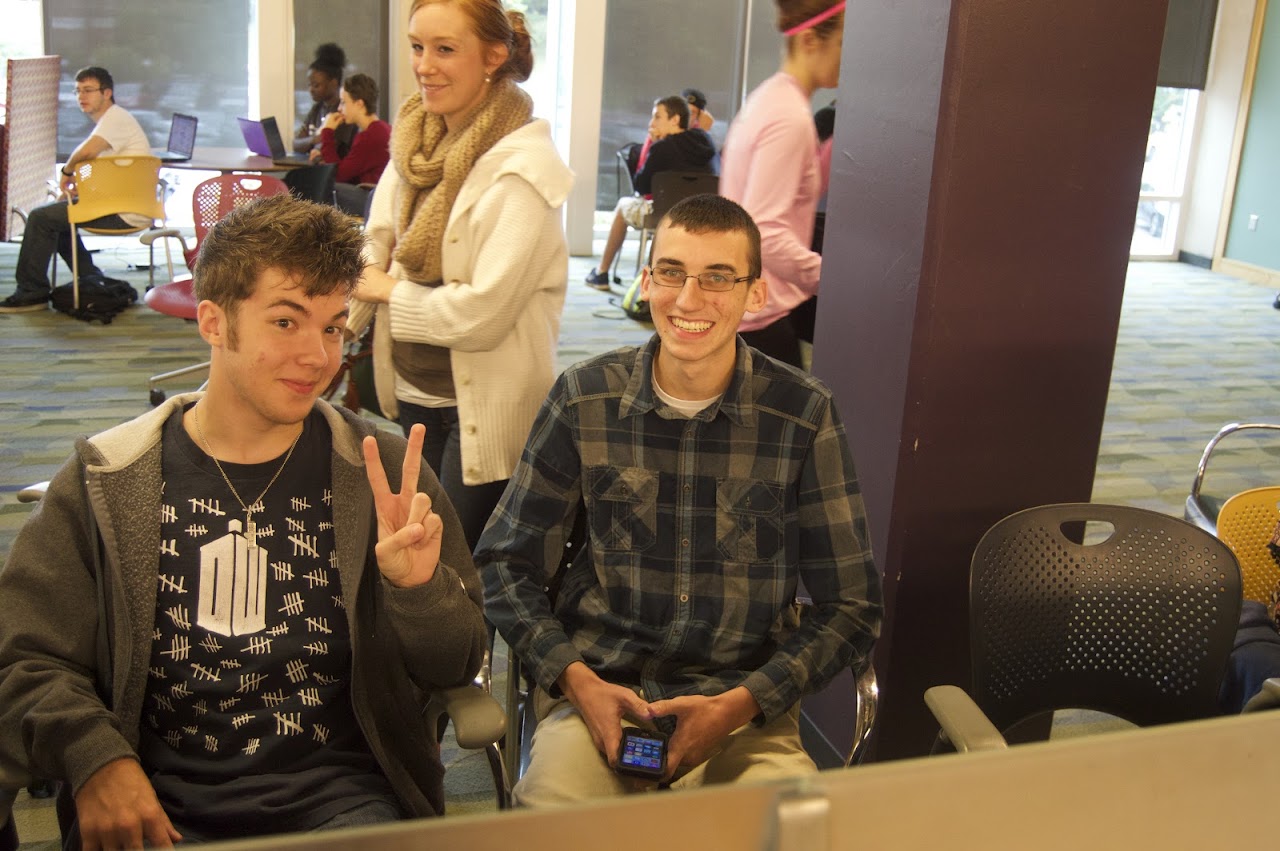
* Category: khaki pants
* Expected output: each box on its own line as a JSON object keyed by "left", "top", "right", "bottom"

{"left": 512, "top": 686, "right": 816, "bottom": 808}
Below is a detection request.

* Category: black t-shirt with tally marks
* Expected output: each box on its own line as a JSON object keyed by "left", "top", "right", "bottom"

{"left": 137, "top": 406, "right": 395, "bottom": 837}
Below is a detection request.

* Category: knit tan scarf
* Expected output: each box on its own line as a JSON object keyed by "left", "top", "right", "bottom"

{"left": 390, "top": 78, "right": 533, "bottom": 281}
{"left": 388, "top": 78, "right": 532, "bottom": 398}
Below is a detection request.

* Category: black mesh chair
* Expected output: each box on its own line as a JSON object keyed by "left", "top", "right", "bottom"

{"left": 926, "top": 503, "right": 1243, "bottom": 752}
{"left": 632, "top": 170, "right": 719, "bottom": 275}
{"left": 282, "top": 163, "right": 337, "bottom": 206}
{"left": 615, "top": 141, "right": 643, "bottom": 196}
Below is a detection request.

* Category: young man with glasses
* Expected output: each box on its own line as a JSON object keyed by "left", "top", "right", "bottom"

{"left": 478, "top": 194, "right": 882, "bottom": 806}
{"left": 1, "top": 66, "right": 152, "bottom": 313}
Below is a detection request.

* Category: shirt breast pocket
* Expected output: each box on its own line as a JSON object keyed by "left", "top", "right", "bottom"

{"left": 586, "top": 465, "right": 658, "bottom": 553}
{"left": 716, "top": 478, "right": 785, "bottom": 565}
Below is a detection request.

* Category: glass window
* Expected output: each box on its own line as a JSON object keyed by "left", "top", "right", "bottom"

{"left": 1131, "top": 86, "right": 1199, "bottom": 258}
{"left": 46, "top": 0, "right": 252, "bottom": 154}
{"left": 0, "top": 0, "right": 44, "bottom": 107}
{"left": 506, "top": 0, "right": 550, "bottom": 118}
{"left": 293, "top": 0, "right": 388, "bottom": 132}
{"left": 597, "top": 0, "right": 747, "bottom": 209}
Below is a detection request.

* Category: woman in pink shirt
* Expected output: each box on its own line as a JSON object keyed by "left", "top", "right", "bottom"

{"left": 719, "top": 0, "right": 844, "bottom": 368}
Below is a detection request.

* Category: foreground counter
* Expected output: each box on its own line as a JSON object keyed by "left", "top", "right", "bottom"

{"left": 212, "top": 709, "right": 1280, "bottom": 850}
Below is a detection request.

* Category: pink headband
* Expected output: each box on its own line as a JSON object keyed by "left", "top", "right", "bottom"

{"left": 782, "top": 0, "right": 846, "bottom": 37}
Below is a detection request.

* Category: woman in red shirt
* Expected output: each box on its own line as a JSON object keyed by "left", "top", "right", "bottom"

{"left": 317, "top": 72, "right": 391, "bottom": 217}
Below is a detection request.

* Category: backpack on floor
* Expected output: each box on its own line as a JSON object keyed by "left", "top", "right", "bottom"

{"left": 619, "top": 273, "right": 650, "bottom": 322}
{"left": 50, "top": 275, "right": 138, "bottom": 324}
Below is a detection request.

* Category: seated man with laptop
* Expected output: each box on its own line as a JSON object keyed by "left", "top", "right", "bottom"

{"left": 1, "top": 65, "right": 151, "bottom": 313}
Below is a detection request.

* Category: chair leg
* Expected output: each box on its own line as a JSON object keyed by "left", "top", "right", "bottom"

{"left": 71, "top": 223, "right": 80, "bottom": 310}
{"left": 148, "top": 361, "right": 211, "bottom": 406}
{"left": 163, "top": 237, "right": 174, "bottom": 285}
{"left": 503, "top": 654, "right": 525, "bottom": 790}
{"left": 485, "top": 743, "right": 513, "bottom": 810}
{"left": 146, "top": 227, "right": 176, "bottom": 289}
{"left": 635, "top": 228, "right": 650, "bottom": 277}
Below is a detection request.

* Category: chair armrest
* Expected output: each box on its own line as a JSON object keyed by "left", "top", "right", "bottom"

{"left": 924, "top": 685, "right": 1008, "bottom": 753}
{"left": 424, "top": 685, "right": 506, "bottom": 750}
{"left": 1243, "top": 678, "right": 1280, "bottom": 713}
{"left": 140, "top": 227, "right": 188, "bottom": 251}
{"left": 847, "top": 663, "right": 879, "bottom": 766}
{"left": 18, "top": 481, "right": 49, "bottom": 503}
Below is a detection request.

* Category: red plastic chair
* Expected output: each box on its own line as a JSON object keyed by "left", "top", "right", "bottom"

{"left": 143, "top": 174, "right": 289, "bottom": 404}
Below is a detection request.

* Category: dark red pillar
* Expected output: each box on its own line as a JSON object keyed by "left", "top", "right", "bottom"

{"left": 806, "top": 0, "right": 1169, "bottom": 759}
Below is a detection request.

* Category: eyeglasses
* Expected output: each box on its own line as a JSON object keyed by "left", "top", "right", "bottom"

{"left": 73, "top": 87, "right": 102, "bottom": 95}
{"left": 647, "top": 265, "right": 754, "bottom": 292}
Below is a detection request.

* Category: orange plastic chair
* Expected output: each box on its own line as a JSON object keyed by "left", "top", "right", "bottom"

{"left": 1216, "top": 487, "right": 1280, "bottom": 605}
{"left": 142, "top": 174, "right": 289, "bottom": 404}
{"left": 62, "top": 155, "right": 173, "bottom": 309}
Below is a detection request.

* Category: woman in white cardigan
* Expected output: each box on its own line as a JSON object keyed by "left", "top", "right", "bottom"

{"left": 350, "top": 0, "right": 572, "bottom": 550}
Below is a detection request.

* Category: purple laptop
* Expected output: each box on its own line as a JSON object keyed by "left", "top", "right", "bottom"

{"left": 237, "top": 117, "right": 275, "bottom": 157}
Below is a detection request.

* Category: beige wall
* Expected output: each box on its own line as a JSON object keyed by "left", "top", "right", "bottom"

{"left": 1182, "top": 0, "right": 1260, "bottom": 260}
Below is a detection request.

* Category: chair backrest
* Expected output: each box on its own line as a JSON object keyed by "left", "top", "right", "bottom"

{"left": 184, "top": 174, "right": 290, "bottom": 269}
{"left": 283, "top": 163, "right": 337, "bottom": 205}
{"left": 192, "top": 174, "right": 290, "bottom": 245}
{"left": 616, "top": 141, "right": 643, "bottom": 194}
{"left": 969, "top": 503, "right": 1242, "bottom": 734}
{"left": 66, "top": 155, "right": 166, "bottom": 227}
{"left": 1216, "top": 487, "right": 1280, "bottom": 604}
{"left": 650, "top": 171, "right": 720, "bottom": 222}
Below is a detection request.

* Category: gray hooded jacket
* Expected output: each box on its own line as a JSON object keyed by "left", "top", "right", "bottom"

{"left": 0, "top": 395, "right": 486, "bottom": 818}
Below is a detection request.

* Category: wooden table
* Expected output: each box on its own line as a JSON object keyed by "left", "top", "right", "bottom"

{"left": 161, "top": 146, "right": 304, "bottom": 173}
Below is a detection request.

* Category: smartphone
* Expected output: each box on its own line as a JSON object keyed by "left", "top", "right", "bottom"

{"left": 615, "top": 728, "right": 668, "bottom": 779}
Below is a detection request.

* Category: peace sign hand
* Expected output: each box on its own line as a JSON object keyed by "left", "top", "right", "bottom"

{"left": 362, "top": 424, "right": 443, "bottom": 588}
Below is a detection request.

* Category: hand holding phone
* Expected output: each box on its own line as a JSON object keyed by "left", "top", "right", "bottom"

{"left": 615, "top": 728, "right": 668, "bottom": 779}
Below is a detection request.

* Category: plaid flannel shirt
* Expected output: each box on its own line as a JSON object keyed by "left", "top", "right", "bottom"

{"left": 477, "top": 337, "right": 882, "bottom": 723}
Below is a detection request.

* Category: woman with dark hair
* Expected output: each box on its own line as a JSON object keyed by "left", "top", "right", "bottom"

{"left": 720, "top": 0, "right": 844, "bottom": 368}
{"left": 293, "top": 42, "right": 348, "bottom": 154}
{"left": 316, "top": 72, "right": 391, "bottom": 216}
{"left": 351, "top": 0, "right": 572, "bottom": 550}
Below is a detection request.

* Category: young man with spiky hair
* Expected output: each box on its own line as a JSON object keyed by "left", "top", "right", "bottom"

{"left": 0, "top": 195, "right": 485, "bottom": 844}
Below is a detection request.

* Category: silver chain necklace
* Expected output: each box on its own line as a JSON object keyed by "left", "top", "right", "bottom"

{"left": 193, "top": 403, "right": 301, "bottom": 550}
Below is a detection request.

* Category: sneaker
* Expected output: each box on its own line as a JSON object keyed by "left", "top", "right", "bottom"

{"left": 584, "top": 267, "right": 617, "bottom": 291}
{"left": 0, "top": 294, "right": 48, "bottom": 314}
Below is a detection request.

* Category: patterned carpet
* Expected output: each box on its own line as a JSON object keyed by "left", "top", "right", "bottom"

{"left": 1, "top": 234, "right": 1278, "bottom": 844}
